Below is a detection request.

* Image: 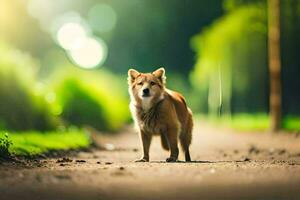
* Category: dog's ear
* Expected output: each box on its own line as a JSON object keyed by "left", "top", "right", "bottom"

{"left": 152, "top": 67, "right": 166, "bottom": 84}
{"left": 128, "top": 69, "right": 140, "bottom": 84}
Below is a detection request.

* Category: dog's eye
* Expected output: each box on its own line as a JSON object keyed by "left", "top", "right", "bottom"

{"left": 150, "top": 81, "right": 156, "bottom": 86}
{"left": 137, "top": 82, "right": 143, "bottom": 85}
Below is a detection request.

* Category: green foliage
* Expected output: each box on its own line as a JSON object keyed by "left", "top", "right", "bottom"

{"left": 0, "top": 41, "right": 131, "bottom": 132}
{"left": 219, "top": 113, "right": 269, "bottom": 131}
{"left": 0, "top": 41, "right": 58, "bottom": 131}
{"left": 0, "top": 133, "right": 12, "bottom": 158}
{"left": 282, "top": 116, "right": 300, "bottom": 132}
{"left": 199, "top": 113, "right": 300, "bottom": 132}
{"left": 5, "top": 130, "right": 90, "bottom": 156}
{"left": 223, "top": 0, "right": 266, "bottom": 12}
{"left": 190, "top": 4, "right": 267, "bottom": 115}
{"left": 50, "top": 67, "right": 130, "bottom": 132}
{"left": 191, "top": 0, "right": 300, "bottom": 118}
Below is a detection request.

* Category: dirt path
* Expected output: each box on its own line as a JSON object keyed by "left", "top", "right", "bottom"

{"left": 1, "top": 122, "right": 300, "bottom": 200}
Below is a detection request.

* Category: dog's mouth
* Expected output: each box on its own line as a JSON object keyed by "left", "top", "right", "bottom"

{"left": 142, "top": 93, "right": 151, "bottom": 98}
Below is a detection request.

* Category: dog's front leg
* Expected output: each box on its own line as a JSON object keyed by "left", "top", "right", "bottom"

{"left": 166, "top": 128, "right": 179, "bottom": 162}
{"left": 135, "top": 131, "right": 152, "bottom": 162}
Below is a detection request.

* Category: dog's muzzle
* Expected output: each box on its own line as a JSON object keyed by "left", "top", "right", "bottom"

{"left": 142, "top": 88, "right": 150, "bottom": 97}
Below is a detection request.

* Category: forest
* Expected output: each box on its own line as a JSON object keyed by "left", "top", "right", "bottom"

{"left": 0, "top": 1, "right": 300, "bottom": 199}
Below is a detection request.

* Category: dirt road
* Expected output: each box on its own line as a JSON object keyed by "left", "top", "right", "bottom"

{"left": 1, "top": 122, "right": 300, "bottom": 200}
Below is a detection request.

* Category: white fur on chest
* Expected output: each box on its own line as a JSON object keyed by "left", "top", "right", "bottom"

{"left": 141, "top": 97, "right": 152, "bottom": 111}
{"left": 129, "top": 94, "right": 166, "bottom": 133}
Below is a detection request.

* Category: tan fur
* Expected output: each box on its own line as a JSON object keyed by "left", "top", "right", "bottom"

{"left": 128, "top": 68, "right": 193, "bottom": 162}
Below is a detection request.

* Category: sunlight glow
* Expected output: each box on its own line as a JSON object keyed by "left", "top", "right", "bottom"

{"left": 56, "top": 22, "right": 87, "bottom": 51}
{"left": 45, "top": 92, "right": 56, "bottom": 103}
{"left": 54, "top": 13, "right": 108, "bottom": 69}
{"left": 68, "top": 37, "right": 107, "bottom": 69}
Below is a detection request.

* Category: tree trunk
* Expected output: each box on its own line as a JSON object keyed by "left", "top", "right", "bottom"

{"left": 268, "top": 0, "right": 282, "bottom": 132}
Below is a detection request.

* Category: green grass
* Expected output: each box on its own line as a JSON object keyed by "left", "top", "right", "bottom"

{"left": 282, "top": 116, "right": 300, "bottom": 132}
{"left": 223, "top": 114, "right": 269, "bottom": 131}
{"left": 197, "top": 113, "right": 300, "bottom": 132}
{"left": 0, "top": 130, "right": 91, "bottom": 156}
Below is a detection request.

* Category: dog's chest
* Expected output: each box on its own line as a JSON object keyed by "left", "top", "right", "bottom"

{"left": 137, "top": 108, "right": 164, "bottom": 134}
{"left": 141, "top": 98, "right": 152, "bottom": 111}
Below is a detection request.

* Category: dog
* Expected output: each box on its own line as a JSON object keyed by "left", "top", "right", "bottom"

{"left": 128, "top": 67, "right": 193, "bottom": 162}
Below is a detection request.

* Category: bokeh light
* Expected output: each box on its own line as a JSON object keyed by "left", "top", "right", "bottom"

{"left": 68, "top": 37, "right": 107, "bottom": 69}
{"left": 51, "top": 11, "right": 86, "bottom": 35}
{"left": 54, "top": 13, "right": 108, "bottom": 69}
{"left": 88, "top": 4, "right": 117, "bottom": 33}
{"left": 56, "top": 22, "right": 87, "bottom": 50}
{"left": 27, "top": 0, "right": 73, "bottom": 31}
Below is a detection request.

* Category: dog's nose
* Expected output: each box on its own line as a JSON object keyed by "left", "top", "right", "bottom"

{"left": 143, "top": 88, "right": 149, "bottom": 94}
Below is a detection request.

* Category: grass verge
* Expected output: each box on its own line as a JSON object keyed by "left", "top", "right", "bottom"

{"left": 0, "top": 130, "right": 90, "bottom": 157}
{"left": 197, "top": 113, "right": 300, "bottom": 132}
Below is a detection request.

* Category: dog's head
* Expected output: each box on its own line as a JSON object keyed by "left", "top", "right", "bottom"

{"left": 128, "top": 68, "right": 166, "bottom": 103}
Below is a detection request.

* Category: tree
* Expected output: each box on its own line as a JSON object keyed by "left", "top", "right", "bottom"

{"left": 190, "top": 4, "right": 267, "bottom": 115}
{"left": 267, "top": 0, "right": 282, "bottom": 132}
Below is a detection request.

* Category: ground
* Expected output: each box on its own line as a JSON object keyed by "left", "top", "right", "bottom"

{"left": 1, "top": 121, "right": 300, "bottom": 200}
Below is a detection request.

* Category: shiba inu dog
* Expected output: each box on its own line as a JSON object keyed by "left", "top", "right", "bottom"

{"left": 128, "top": 67, "right": 193, "bottom": 162}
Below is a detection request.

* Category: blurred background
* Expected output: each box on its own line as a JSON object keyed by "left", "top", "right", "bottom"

{"left": 0, "top": 0, "right": 300, "bottom": 136}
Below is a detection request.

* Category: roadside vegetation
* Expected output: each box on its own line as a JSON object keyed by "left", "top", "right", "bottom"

{"left": 198, "top": 114, "right": 300, "bottom": 132}
{"left": 0, "top": 131, "right": 90, "bottom": 157}
{"left": 0, "top": 42, "right": 127, "bottom": 158}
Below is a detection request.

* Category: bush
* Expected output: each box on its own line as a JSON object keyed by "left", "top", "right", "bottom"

{"left": 50, "top": 67, "right": 131, "bottom": 132}
{"left": 8, "top": 130, "right": 90, "bottom": 156}
{"left": 0, "top": 41, "right": 131, "bottom": 132}
{"left": 0, "top": 133, "right": 12, "bottom": 158}
{"left": 0, "top": 41, "right": 58, "bottom": 131}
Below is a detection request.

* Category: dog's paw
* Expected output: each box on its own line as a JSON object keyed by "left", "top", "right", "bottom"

{"left": 166, "top": 157, "right": 177, "bottom": 162}
{"left": 134, "top": 158, "right": 149, "bottom": 162}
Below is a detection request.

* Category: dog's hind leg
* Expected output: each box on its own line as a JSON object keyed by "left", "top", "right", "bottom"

{"left": 179, "top": 110, "right": 193, "bottom": 162}
{"left": 165, "top": 127, "right": 179, "bottom": 162}
{"left": 160, "top": 133, "right": 170, "bottom": 151}
{"left": 179, "top": 132, "right": 191, "bottom": 162}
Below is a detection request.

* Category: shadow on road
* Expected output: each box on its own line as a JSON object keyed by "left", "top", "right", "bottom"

{"left": 150, "top": 160, "right": 251, "bottom": 164}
